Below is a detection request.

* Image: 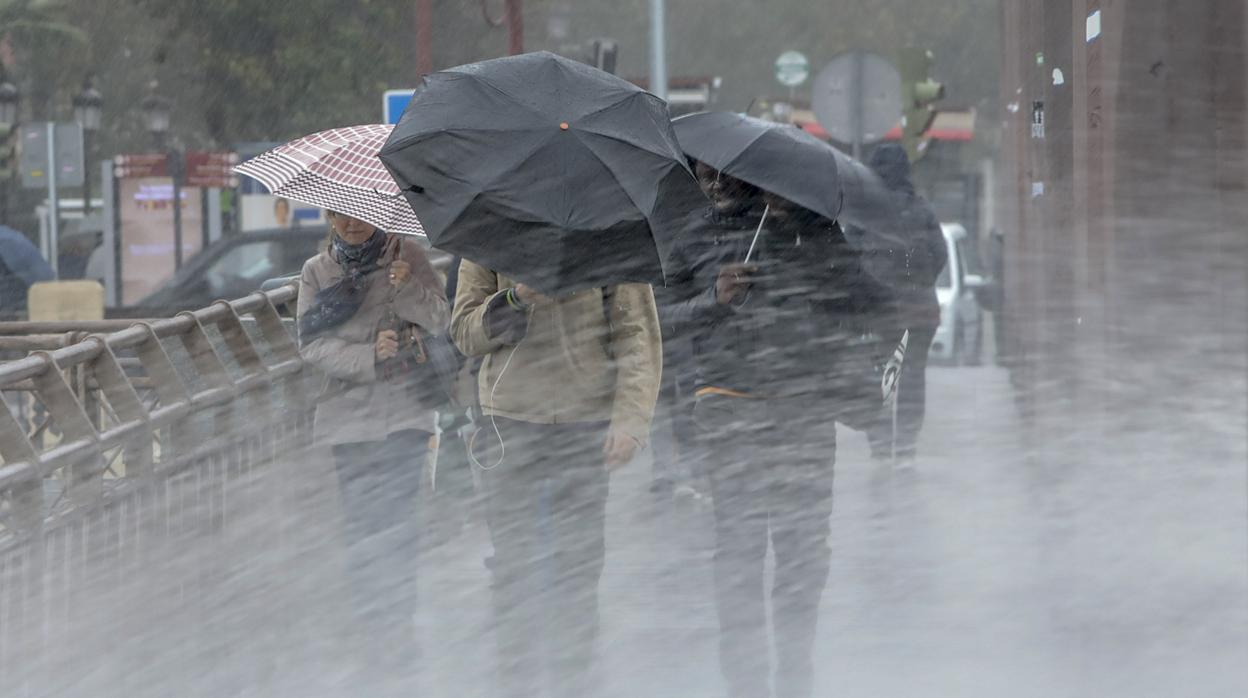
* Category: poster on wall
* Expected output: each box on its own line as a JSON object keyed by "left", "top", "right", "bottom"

{"left": 239, "top": 193, "right": 325, "bottom": 232}
{"left": 118, "top": 177, "right": 203, "bottom": 304}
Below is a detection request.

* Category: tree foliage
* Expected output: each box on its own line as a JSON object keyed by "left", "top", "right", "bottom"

{"left": 1, "top": 0, "right": 998, "bottom": 149}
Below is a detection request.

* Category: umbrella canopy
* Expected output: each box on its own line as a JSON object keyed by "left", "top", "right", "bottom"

{"left": 379, "top": 51, "right": 705, "bottom": 294}
{"left": 233, "top": 124, "right": 425, "bottom": 236}
{"left": 672, "top": 111, "right": 844, "bottom": 222}
{"left": 674, "top": 111, "right": 914, "bottom": 290}
{"left": 0, "top": 226, "right": 54, "bottom": 287}
{"left": 0, "top": 226, "right": 54, "bottom": 314}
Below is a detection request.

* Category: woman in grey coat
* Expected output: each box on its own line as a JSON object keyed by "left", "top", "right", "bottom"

{"left": 296, "top": 210, "right": 449, "bottom": 675}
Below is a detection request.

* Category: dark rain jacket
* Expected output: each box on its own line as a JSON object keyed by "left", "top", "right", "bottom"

{"left": 658, "top": 208, "right": 898, "bottom": 401}
{"left": 866, "top": 145, "right": 948, "bottom": 329}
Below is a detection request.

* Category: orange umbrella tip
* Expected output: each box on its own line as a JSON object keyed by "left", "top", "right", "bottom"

{"left": 559, "top": 122, "right": 570, "bottom": 131}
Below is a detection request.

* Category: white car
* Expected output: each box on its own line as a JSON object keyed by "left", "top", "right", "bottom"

{"left": 930, "top": 223, "right": 985, "bottom": 365}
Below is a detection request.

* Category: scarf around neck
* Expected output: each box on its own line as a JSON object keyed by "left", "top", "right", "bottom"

{"left": 299, "top": 229, "right": 389, "bottom": 345}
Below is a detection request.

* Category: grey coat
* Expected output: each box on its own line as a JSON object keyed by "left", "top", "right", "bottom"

{"left": 297, "top": 237, "right": 450, "bottom": 445}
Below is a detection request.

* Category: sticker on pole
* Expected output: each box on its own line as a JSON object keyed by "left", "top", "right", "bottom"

{"left": 774, "top": 51, "right": 810, "bottom": 88}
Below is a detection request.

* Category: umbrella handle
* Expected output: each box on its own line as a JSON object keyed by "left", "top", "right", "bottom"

{"left": 744, "top": 204, "right": 769, "bottom": 264}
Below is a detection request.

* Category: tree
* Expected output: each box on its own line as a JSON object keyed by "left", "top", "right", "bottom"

{"left": 1, "top": 0, "right": 90, "bottom": 120}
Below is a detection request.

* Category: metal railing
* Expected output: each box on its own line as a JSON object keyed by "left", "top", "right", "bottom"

{"left": 0, "top": 284, "right": 309, "bottom": 545}
{"left": 0, "top": 284, "right": 327, "bottom": 695}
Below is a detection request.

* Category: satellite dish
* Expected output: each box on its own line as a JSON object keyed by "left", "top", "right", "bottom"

{"left": 811, "top": 50, "right": 902, "bottom": 148}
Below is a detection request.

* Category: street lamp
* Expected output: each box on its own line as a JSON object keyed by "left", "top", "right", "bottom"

{"left": 141, "top": 90, "right": 171, "bottom": 145}
{"left": 73, "top": 76, "right": 103, "bottom": 215}
{"left": 141, "top": 86, "right": 183, "bottom": 267}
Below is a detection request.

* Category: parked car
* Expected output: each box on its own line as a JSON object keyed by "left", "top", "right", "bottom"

{"left": 931, "top": 223, "right": 986, "bottom": 365}
{"left": 118, "top": 228, "right": 328, "bottom": 317}
{"left": 122, "top": 226, "right": 451, "bottom": 318}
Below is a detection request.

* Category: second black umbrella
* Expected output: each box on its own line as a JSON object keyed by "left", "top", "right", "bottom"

{"left": 379, "top": 51, "right": 706, "bottom": 295}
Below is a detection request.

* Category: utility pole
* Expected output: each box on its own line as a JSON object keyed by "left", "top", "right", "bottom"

{"left": 416, "top": 0, "right": 433, "bottom": 77}
{"left": 506, "top": 0, "right": 523, "bottom": 55}
{"left": 44, "top": 122, "right": 60, "bottom": 278}
{"left": 649, "top": 0, "right": 667, "bottom": 100}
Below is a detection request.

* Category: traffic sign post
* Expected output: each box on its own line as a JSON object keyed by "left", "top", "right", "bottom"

{"left": 184, "top": 151, "right": 240, "bottom": 188}
{"left": 774, "top": 50, "right": 810, "bottom": 88}
{"left": 384, "top": 89, "right": 415, "bottom": 125}
{"left": 774, "top": 50, "right": 810, "bottom": 108}
{"left": 20, "top": 122, "right": 85, "bottom": 278}
{"left": 812, "top": 51, "right": 902, "bottom": 160}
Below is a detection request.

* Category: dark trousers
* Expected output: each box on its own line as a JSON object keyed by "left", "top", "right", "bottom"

{"left": 331, "top": 429, "right": 429, "bottom": 652}
{"left": 694, "top": 395, "right": 836, "bottom": 698}
{"left": 651, "top": 350, "right": 701, "bottom": 487}
{"left": 480, "top": 418, "right": 610, "bottom": 698}
{"left": 869, "top": 325, "right": 936, "bottom": 459}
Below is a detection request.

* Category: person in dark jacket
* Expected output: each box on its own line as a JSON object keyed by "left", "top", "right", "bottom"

{"left": 663, "top": 165, "right": 895, "bottom": 698}
{"left": 651, "top": 162, "right": 763, "bottom": 498}
{"left": 864, "top": 144, "right": 948, "bottom": 462}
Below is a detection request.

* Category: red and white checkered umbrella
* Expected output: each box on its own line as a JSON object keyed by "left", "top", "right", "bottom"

{"left": 233, "top": 124, "right": 424, "bottom": 236}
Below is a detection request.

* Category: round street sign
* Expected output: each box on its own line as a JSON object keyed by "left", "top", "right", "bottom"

{"left": 774, "top": 51, "right": 810, "bottom": 87}
{"left": 811, "top": 50, "right": 902, "bottom": 145}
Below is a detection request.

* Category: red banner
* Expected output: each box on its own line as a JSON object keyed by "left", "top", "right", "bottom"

{"left": 113, "top": 153, "right": 168, "bottom": 179}
{"left": 184, "top": 151, "right": 239, "bottom": 188}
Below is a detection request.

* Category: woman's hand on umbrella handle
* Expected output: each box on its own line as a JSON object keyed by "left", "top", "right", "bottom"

{"left": 388, "top": 260, "right": 411, "bottom": 287}
{"left": 375, "top": 329, "right": 399, "bottom": 360}
{"left": 716, "top": 263, "right": 757, "bottom": 305}
{"left": 603, "top": 428, "right": 640, "bottom": 470}
{"left": 514, "top": 283, "right": 553, "bottom": 307}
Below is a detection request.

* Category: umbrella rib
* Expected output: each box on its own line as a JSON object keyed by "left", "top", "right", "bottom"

{"left": 569, "top": 130, "right": 667, "bottom": 220}
{"left": 383, "top": 74, "right": 552, "bottom": 154}
{"left": 716, "top": 128, "right": 775, "bottom": 178}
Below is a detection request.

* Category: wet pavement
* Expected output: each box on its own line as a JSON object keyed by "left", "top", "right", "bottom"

{"left": 5, "top": 363, "right": 1245, "bottom": 697}
{"left": 406, "top": 363, "right": 1248, "bottom": 697}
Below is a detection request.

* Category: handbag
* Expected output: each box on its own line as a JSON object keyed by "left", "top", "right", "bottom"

{"left": 377, "top": 311, "right": 462, "bottom": 408}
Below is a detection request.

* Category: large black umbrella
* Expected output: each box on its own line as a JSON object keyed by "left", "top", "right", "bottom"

{"left": 671, "top": 111, "right": 844, "bottom": 222}
{"left": 673, "top": 111, "right": 909, "bottom": 280}
{"left": 379, "top": 51, "right": 705, "bottom": 294}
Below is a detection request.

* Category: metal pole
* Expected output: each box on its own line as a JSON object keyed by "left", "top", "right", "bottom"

{"left": 649, "top": 0, "right": 668, "bottom": 101}
{"left": 171, "top": 149, "right": 183, "bottom": 269}
{"left": 82, "top": 130, "right": 92, "bottom": 216}
{"left": 101, "top": 159, "right": 117, "bottom": 307}
{"left": 46, "top": 122, "right": 60, "bottom": 279}
{"left": 851, "top": 51, "right": 863, "bottom": 161}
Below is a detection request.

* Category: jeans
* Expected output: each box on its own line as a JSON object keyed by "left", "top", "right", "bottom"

{"left": 693, "top": 395, "right": 836, "bottom": 698}
{"left": 331, "top": 429, "right": 429, "bottom": 655}
{"left": 479, "top": 418, "right": 610, "bottom": 698}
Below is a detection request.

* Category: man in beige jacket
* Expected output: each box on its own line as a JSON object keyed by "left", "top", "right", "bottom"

{"left": 451, "top": 259, "right": 661, "bottom": 698}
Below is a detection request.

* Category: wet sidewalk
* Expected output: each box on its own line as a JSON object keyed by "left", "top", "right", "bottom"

{"left": 403, "top": 363, "right": 1246, "bottom": 697}
{"left": 10, "top": 365, "right": 1244, "bottom": 697}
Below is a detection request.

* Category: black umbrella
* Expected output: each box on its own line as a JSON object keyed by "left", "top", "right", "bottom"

{"left": 671, "top": 111, "right": 844, "bottom": 222}
{"left": 379, "top": 51, "right": 705, "bottom": 294}
{"left": 673, "top": 111, "right": 910, "bottom": 282}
